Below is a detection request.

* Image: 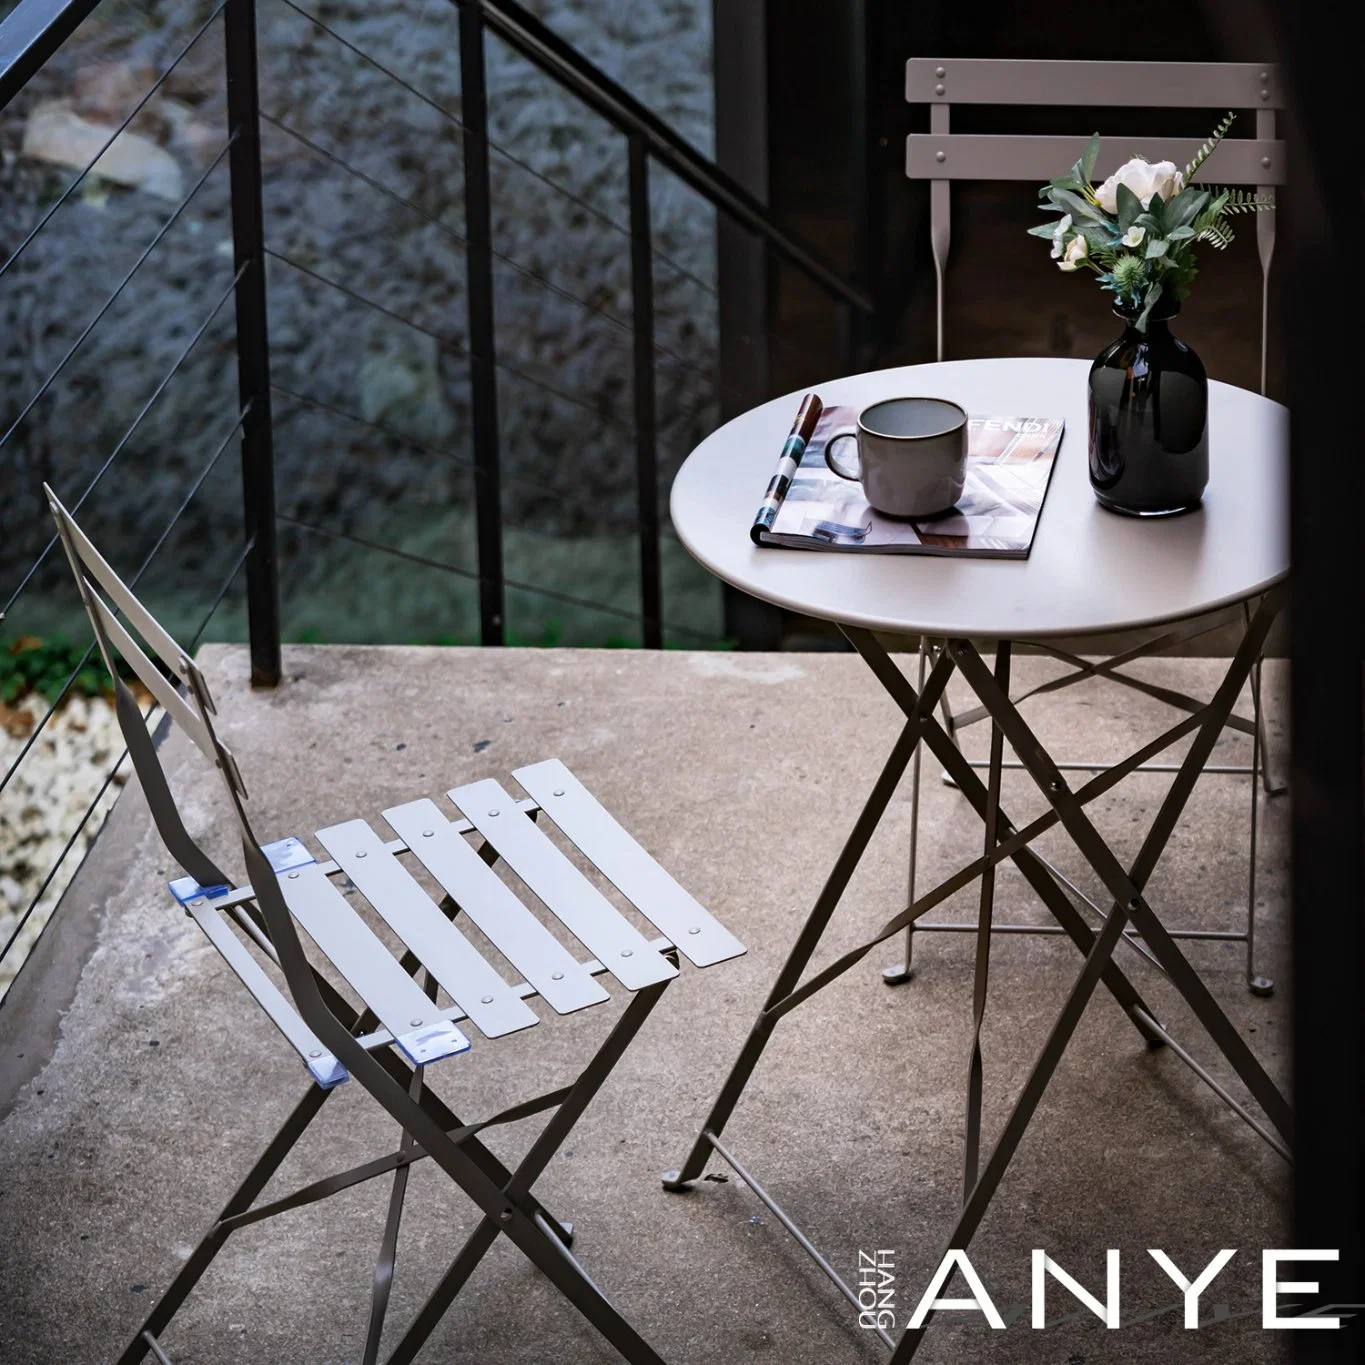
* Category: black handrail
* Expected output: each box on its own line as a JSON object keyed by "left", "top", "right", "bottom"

{"left": 455, "top": 0, "right": 874, "bottom": 316}
{"left": 0, "top": 0, "right": 101, "bottom": 109}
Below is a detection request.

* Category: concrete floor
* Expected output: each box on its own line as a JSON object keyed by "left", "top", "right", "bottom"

{"left": 0, "top": 645, "right": 1290, "bottom": 1364}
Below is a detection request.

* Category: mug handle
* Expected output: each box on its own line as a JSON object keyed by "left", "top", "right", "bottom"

{"left": 823, "top": 428, "right": 861, "bottom": 481}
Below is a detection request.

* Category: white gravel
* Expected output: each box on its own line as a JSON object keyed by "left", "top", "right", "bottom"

{"left": 0, "top": 693, "right": 131, "bottom": 999}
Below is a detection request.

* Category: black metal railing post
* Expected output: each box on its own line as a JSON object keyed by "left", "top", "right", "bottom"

{"left": 223, "top": 0, "right": 281, "bottom": 686}
{"left": 628, "top": 133, "right": 662, "bottom": 649}
{"left": 458, "top": 0, "right": 506, "bottom": 646}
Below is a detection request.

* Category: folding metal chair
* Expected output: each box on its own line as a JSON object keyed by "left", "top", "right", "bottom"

{"left": 45, "top": 485, "right": 744, "bottom": 1365}
{"left": 892, "top": 57, "right": 1286, "bottom": 995}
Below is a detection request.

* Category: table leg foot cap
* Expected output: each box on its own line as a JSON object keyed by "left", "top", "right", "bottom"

{"left": 1248, "top": 975, "right": 1275, "bottom": 998}
{"left": 882, "top": 965, "right": 914, "bottom": 986}
{"left": 661, "top": 1170, "right": 693, "bottom": 1193}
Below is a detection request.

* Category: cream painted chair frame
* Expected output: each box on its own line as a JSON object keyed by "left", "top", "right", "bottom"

{"left": 45, "top": 486, "right": 744, "bottom": 1365}
{"left": 895, "top": 58, "right": 1285, "bottom": 996}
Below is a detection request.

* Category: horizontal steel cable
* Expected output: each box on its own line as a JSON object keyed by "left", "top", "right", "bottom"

{"left": 273, "top": 0, "right": 719, "bottom": 301}
{"left": 265, "top": 246, "right": 631, "bottom": 429}
{"left": 259, "top": 110, "right": 742, "bottom": 403}
{"left": 0, "top": 0, "right": 229, "bottom": 282}
{"left": 277, "top": 512, "right": 719, "bottom": 643}
{"left": 0, "top": 136, "right": 237, "bottom": 454}
{"left": 0, "top": 540, "right": 252, "bottom": 968}
{"left": 3, "top": 264, "right": 247, "bottom": 621}
{"left": 270, "top": 381, "right": 475, "bottom": 470}
{"left": 0, "top": 406, "right": 249, "bottom": 799}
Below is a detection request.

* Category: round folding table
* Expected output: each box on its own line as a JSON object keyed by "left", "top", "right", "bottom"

{"left": 663, "top": 356, "right": 1289, "bottom": 1362}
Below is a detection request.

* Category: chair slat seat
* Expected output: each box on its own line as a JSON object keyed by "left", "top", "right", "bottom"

{"left": 450, "top": 777, "right": 680, "bottom": 991}
{"left": 47, "top": 481, "right": 745, "bottom": 1364}
{"left": 383, "top": 797, "right": 610, "bottom": 1015}
{"left": 316, "top": 818, "right": 540, "bottom": 1039}
{"left": 277, "top": 864, "right": 472, "bottom": 1066}
{"left": 515, "top": 760, "right": 746, "bottom": 969}
{"left": 186, "top": 897, "right": 348, "bottom": 1089}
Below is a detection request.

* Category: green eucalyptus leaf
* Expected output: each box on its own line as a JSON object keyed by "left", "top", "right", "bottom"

{"left": 1168, "top": 225, "right": 1195, "bottom": 240}
{"left": 1027, "top": 223, "right": 1062, "bottom": 239}
{"left": 1146, "top": 191, "right": 1167, "bottom": 233}
{"left": 1144, "top": 237, "right": 1170, "bottom": 259}
{"left": 1165, "top": 188, "right": 1210, "bottom": 232}
{"left": 1050, "top": 187, "right": 1111, "bottom": 226}
{"left": 1115, "top": 183, "right": 1143, "bottom": 233}
{"left": 1077, "top": 222, "right": 1119, "bottom": 251}
{"left": 1135, "top": 281, "right": 1164, "bottom": 332}
{"left": 1080, "top": 131, "right": 1101, "bottom": 181}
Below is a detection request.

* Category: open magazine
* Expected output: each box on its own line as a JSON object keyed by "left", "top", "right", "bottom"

{"left": 751, "top": 400, "right": 1065, "bottom": 558}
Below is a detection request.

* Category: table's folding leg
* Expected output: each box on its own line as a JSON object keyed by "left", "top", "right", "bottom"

{"left": 883, "top": 637, "right": 930, "bottom": 986}
{"left": 948, "top": 594, "right": 1292, "bottom": 1143}
{"left": 843, "top": 626, "right": 1166, "bottom": 1048}
{"left": 890, "top": 594, "right": 1287, "bottom": 1364}
{"left": 962, "top": 642, "right": 1009, "bottom": 1200}
{"left": 663, "top": 653, "right": 957, "bottom": 1190}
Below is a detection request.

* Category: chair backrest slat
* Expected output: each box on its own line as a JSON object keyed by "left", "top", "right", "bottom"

{"left": 44, "top": 486, "right": 208, "bottom": 707}
{"left": 87, "top": 593, "right": 216, "bottom": 759}
{"left": 906, "top": 57, "right": 1280, "bottom": 392}
{"left": 45, "top": 484, "right": 243, "bottom": 788}
{"left": 905, "top": 58, "right": 1283, "bottom": 109}
{"left": 907, "top": 134, "right": 1285, "bottom": 186}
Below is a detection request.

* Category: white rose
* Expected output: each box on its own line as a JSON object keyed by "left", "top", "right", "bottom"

{"left": 1057, "top": 235, "right": 1088, "bottom": 271}
{"left": 1095, "top": 158, "right": 1185, "bottom": 214}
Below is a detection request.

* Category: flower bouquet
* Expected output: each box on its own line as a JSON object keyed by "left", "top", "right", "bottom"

{"left": 1029, "top": 113, "right": 1274, "bottom": 332}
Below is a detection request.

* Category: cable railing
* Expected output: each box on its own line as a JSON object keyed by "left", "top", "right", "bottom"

{"left": 0, "top": 0, "right": 873, "bottom": 997}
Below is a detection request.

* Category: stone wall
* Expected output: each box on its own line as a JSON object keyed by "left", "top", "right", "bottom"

{"left": 1, "top": 0, "right": 723, "bottom": 646}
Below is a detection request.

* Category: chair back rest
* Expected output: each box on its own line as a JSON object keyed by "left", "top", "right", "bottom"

{"left": 905, "top": 59, "right": 1283, "bottom": 390}
{"left": 44, "top": 485, "right": 248, "bottom": 804}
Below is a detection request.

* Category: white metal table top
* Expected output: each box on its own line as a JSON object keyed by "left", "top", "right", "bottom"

{"left": 670, "top": 357, "right": 1288, "bottom": 639}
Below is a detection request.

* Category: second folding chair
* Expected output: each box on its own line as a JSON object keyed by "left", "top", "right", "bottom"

{"left": 45, "top": 485, "right": 745, "bottom": 1365}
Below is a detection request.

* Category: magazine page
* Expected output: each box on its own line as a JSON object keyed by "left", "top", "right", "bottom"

{"left": 753, "top": 402, "right": 1065, "bottom": 559}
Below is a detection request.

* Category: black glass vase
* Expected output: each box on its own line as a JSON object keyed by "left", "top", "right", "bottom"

{"left": 1087, "top": 301, "right": 1208, "bottom": 516}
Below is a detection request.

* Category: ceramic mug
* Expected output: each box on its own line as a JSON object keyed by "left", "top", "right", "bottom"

{"left": 824, "top": 396, "right": 969, "bottom": 518}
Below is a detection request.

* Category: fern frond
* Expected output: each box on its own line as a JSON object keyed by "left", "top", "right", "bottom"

{"left": 1210, "top": 186, "right": 1276, "bottom": 214}
{"left": 1196, "top": 220, "right": 1235, "bottom": 250}
{"left": 1184, "top": 111, "right": 1235, "bottom": 182}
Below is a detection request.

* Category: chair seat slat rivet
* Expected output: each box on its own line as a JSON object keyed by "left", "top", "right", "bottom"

{"left": 410, "top": 1018, "right": 423, "bottom": 1027}
{"left": 422, "top": 829, "right": 434, "bottom": 837}
{"left": 553, "top": 789, "right": 565, "bottom": 797}
{"left": 308, "top": 1049, "right": 323, "bottom": 1058}
{"left": 355, "top": 850, "right": 367, "bottom": 858}
{"left": 552, "top": 972, "right": 565, "bottom": 980}
{"left": 489, "top": 809, "right": 500, "bottom": 816}
{"left": 688, "top": 926, "right": 701, "bottom": 935}
{"left": 189, "top": 898, "right": 206, "bottom": 907}
{"left": 288, "top": 871, "right": 300, "bottom": 879}
{"left": 481, "top": 995, "right": 494, "bottom": 1004}
{"left": 621, "top": 949, "right": 633, "bottom": 957}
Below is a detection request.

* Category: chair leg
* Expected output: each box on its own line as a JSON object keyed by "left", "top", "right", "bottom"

{"left": 114, "top": 1083, "right": 333, "bottom": 1365}
{"left": 363, "top": 965, "right": 440, "bottom": 1365}
{"left": 384, "top": 979, "right": 674, "bottom": 1365}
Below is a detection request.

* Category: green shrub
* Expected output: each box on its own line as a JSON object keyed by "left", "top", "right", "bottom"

{"left": 0, "top": 636, "right": 115, "bottom": 705}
